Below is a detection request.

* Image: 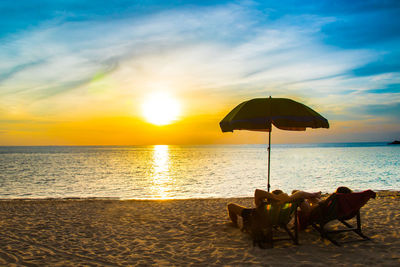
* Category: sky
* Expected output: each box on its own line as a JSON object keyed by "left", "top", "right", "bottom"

{"left": 0, "top": 0, "right": 399, "bottom": 145}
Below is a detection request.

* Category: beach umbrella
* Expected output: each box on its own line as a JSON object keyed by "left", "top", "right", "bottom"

{"left": 220, "top": 97, "right": 329, "bottom": 192}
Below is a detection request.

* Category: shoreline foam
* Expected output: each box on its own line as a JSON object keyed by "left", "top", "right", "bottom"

{"left": 0, "top": 189, "right": 398, "bottom": 201}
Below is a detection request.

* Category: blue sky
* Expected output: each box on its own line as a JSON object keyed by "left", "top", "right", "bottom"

{"left": 0, "top": 0, "right": 399, "bottom": 145}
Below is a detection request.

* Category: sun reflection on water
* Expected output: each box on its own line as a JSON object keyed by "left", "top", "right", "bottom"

{"left": 150, "top": 145, "right": 172, "bottom": 199}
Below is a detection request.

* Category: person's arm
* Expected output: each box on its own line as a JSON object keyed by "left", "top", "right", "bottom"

{"left": 254, "top": 189, "right": 281, "bottom": 206}
{"left": 289, "top": 191, "right": 321, "bottom": 202}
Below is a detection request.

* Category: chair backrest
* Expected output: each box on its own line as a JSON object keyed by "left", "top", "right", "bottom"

{"left": 259, "top": 200, "right": 299, "bottom": 226}
{"left": 247, "top": 200, "right": 301, "bottom": 248}
{"left": 310, "top": 190, "right": 376, "bottom": 224}
{"left": 335, "top": 190, "right": 376, "bottom": 220}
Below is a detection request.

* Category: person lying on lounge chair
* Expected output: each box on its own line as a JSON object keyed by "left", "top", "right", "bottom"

{"left": 227, "top": 189, "right": 321, "bottom": 227}
{"left": 295, "top": 186, "right": 353, "bottom": 229}
{"left": 303, "top": 187, "right": 376, "bottom": 245}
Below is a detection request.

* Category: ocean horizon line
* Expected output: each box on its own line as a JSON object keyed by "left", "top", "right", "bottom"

{"left": 0, "top": 141, "right": 394, "bottom": 148}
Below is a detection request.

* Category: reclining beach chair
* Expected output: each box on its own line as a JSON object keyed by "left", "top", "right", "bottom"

{"left": 244, "top": 199, "right": 301, "bottom": 248}
{"left": 309, "top": 190, "right": 376, "bottom": 246}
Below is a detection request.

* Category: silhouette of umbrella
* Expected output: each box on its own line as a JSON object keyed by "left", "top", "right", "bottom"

{"left": 220, "top": 97, "right": 329, "bottom": 192}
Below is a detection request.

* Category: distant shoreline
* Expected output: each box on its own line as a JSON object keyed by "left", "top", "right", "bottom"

{"left": 1, "top": 190, "right": 398, "bottom": 201}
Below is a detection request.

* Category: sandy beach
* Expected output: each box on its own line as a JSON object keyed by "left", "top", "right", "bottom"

{"left": 0, "top": 191, "right": 399, "bottom": 266}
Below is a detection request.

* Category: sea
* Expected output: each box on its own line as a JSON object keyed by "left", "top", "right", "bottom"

{"left": 0, "top": 143, "right": 399, "bottom": 200}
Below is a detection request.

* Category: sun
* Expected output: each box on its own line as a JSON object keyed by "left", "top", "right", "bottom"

{"left": 142, "top": 92, "right": 181, "bottom": 126}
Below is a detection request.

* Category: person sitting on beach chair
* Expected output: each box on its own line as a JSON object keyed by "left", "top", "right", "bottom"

{"left": 227, "top": 189, "right": 321, "bottom": 228}
{"left": 227, "top": 187, "right": 364, "bottom": 230}
{"left": 227, "top": 189, "right": 321, "bottom": 248}
{"left": 304, "top": 187, "right": 376, "bottom": 245}
{"left": 228, "top": 187, "right": 375, "bottom": 247}
{"left": 294, "top": 186, "right": 352, "bottom": 230}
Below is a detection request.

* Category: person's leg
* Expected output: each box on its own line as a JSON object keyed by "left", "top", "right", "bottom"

{"left": 227, "top": 203, "right": 246, "bottom": 227}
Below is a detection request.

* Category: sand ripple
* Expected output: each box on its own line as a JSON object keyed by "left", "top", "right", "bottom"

{"left": 0, "top": 192, "right": 399, "bottom": 266}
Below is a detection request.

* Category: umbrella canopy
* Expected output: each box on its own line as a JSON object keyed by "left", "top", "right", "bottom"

{"left": 220, "top": 97, "right": 329, "bottom": 132}
{"left": 219, "top": 97, "right": 329, "bottom": 192}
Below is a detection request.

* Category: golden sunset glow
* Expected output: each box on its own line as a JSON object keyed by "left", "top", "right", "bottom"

{"left": 151, "top": 145, "right": 172, "bottom": 199}
{"left": 142, "top": 92, "right": 181, "bottom": 126}
{"left": 1, "top": 1, "right": 400, "bottom": 146}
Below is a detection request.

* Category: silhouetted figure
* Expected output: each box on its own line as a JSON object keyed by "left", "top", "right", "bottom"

{"left": 227, "top": 189, "right": 321, "bottom": 227}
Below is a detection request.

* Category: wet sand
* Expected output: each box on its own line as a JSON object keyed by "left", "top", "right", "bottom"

{"left": 0, "top": 191, "right": 399, "bottom": 266}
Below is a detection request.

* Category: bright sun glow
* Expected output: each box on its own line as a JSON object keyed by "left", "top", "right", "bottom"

{"left": 142, "top": 92, "right": 181, "bottom": 125}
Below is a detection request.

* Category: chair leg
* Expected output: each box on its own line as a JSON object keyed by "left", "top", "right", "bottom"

{"left": 282, "top": 224, "right": 299, "bottom": 245}
{"left": 312, "top": 223, "right": 341, "bottom": 246}
{"left": 339, "top": 219, "right": 354, "bottom": 229}
{"left": 316, "top": 212, "right": 371, "bottom": 246}
{"left": 338, "top": 212, "right": 370, "bottom": 240}
{"left": 294, "top": 208, "right": 298, "bottom": 244}
{"left": 355, "top": 212, "right": 370, "bottom": 240}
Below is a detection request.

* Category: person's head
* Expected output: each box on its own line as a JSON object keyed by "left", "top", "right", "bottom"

{"left": 335, "top": 186, "right": 352, "bottom": 194}
{"left": 272, "top": 189, "right": 284, "bottom": 195}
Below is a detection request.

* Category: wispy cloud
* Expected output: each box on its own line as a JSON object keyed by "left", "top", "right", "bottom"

{"left": 0, "top": 0, "right": 399, "bottom": 143}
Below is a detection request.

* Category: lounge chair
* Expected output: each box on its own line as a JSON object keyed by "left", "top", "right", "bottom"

{"left": 243, "top": 199, "right": 301, "bottom": 248}
{"left": 308, "top": 190, "right": 376, "bottom": 246}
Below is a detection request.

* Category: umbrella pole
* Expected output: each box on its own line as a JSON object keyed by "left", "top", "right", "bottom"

{"left": 267, "top": 129, "right": 271, "bottom": 192}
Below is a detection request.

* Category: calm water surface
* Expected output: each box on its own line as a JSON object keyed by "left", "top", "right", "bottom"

{"left": 0, "top": 143, "right": 399, "bottom": 199}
